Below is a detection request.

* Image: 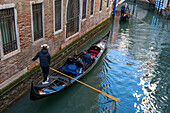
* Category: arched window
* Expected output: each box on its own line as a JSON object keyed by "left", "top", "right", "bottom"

{"left": 66, "top": 0, "right": 80, "bottom": 38}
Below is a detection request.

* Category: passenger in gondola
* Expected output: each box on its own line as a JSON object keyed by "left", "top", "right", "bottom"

{"left": 65, "top": 56, "right": 74, "bottom": 64}
{"left": 32, "top": 44, "right": 51, "bottom": 84}
{"left": 63, "top": 56, "right": 84, "bottom": 74}
{"left": 75, "top": 57, "right": 85, "bottom": 71}
{"left": 73, "top": 55, "right": 85, "bottom": 71}
{"left": 82, "top": 51, "right": 91, "bottom": 68}
{"left": 65, "top": 55, "right": 80, "bottom": 64}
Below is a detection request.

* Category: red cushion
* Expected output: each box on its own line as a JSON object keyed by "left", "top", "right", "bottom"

{"left": 90, "top": 50, "right": 99, "bottom": 53}
{"left": 90, "top": 53, "right": 95, "bottom": 55}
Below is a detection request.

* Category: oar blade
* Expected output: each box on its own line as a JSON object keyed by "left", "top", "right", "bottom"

{"left": 107, "top": 94, "right": 120, "bottom": 102}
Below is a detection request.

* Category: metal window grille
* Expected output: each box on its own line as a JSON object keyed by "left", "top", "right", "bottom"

{"left": 82, "top": 0, "right": 87, "bottom": 19}
{"left": 0, "top": 8, "right": 18, "bottom": 55}
{"left": 107, "top": 0, "right": 109, "bottom": 8}
{"left": 32, "top": 3, "right": 43, "bottom": 41}
{"left": 55, "top": 0, "right": 61, "bottom": 31}
{"left": 90, "top": 0, "right": 94, "bottom": 15}
{"left": 99, "top": 0, "right": 103, "bottom": 11}
{"left": 66, "top": 0, "right": 79, "bottom": 38}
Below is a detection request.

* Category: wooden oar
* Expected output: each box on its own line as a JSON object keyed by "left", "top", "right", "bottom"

{"left": 50, "top": 67, "right": 120, "bottom": 102}
{"left": 130, "top": 14, "right": 148, "bottom": 25}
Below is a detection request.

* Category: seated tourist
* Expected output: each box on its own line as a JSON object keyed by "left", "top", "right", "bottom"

{"left": 75, "top": 57, "right": 85, "bottom": 70}
{"left": 65, "top": 56, "right": 73, "bottom": 65}
{"left": 82, "top": 51, "right": 91, "bottom": 66}
{"left": 63, "top": 56, "right": 84, "bottom": 74}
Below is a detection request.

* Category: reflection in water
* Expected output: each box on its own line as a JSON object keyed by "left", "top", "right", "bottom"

{"left": 152, "top": 14, "right": 170, "bottom": 31}
{"left": 102, "top": 102, "right": 117, "bottom": 113}
{"left": 114, "top": 5, "right": 170, "bottom": 112}
{"left": 136, "top": 45, "right": 170, "bottom": 113}
{"left": 3, "top": 3, "right": 170, "bottom": 113}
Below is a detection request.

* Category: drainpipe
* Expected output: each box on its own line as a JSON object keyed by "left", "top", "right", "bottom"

{"left": 113, "top": 0, "right": 117, "bottom": 15}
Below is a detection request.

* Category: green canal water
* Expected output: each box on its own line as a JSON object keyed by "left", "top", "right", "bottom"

{"left": 4, "top": 3, "right": 170, "bottom": 113}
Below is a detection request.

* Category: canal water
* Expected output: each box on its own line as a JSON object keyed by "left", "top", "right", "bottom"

{"left": 4, "top": 2, "right": 170, "bottom": 113}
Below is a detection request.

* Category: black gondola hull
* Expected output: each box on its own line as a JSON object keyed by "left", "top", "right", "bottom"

{"left": 30, "top": 31, "right": 110, "bottom": 100}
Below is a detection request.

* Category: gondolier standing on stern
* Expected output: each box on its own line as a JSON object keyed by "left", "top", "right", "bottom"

{"left": 32, "top": 44, "right": 51, "bottom": 84}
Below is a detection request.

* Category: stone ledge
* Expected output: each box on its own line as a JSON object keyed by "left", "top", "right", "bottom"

{"left": 0, "top": 68, "right": 28, "bottom": 89}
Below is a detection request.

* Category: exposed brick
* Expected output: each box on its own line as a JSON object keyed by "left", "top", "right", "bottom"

{"left": 0, "top": 0, "right": 113, "bottom": 84}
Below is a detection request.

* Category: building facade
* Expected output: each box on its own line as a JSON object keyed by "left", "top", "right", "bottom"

{"left": 0, "top": 0, "right": 113, "bottom": 85}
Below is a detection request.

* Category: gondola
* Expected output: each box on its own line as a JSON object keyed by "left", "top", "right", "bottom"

{"left": 120, "top": 14, "right": 130, "bottom": 21}
{"left": 120, "top": 4, "right": 130, "bottom": 21}
{"left": 30, "top": 30, "right": 110, "bottom": 100}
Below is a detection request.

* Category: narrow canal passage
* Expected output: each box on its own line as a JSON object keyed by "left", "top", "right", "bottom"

{"left": 4, "top": 3, "right": 170, "bottom": 113}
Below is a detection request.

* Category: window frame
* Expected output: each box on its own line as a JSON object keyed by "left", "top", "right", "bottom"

{"left": 82, "top": 0, "right": 88, "bottom": 20}
{"left": 53, "top": 0, "right": 63, "bottom": 35}
{"left": 65, "top": 0, "right": 80, "bottom": 40}
{"left": 30, "top": 1, "right": 45, "bottom": 44}
{"left": 99, "top": 0, "right": 103, "bottom": 12}
{"left": 90, "top": 0, "right": 95, "bottom": 16}
{"left": 0, "top": 3, "right": 20, "bottom": 61}
{"left": 107, "top": 0, "right": 109, "bottom": 8}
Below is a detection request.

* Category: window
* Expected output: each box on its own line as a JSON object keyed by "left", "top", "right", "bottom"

{"left": 82, "top": 0, "right": 87, "bottom": 19}
{"left": 55, "top": 0, "right": 61, "bottom": 31}
{"left": 32, "top": 3, "right": 43, "bottom": 41}
{"left": 66, "top": 0, "right": 79, "bottom": 38}
{"left": 107, "top": 0, "right": 109, "bottom": 8}
{"left": 90, "top": 0, "right": 94, "bottom": 15}
{"left": 99, "top": 0, "right": 103, "bottom": 11}
{"left": 0, "top": 8, "right": 18, "bottom": 55}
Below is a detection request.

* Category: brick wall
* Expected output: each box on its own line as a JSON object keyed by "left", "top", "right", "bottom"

{"left": 0, "top": 0, "right": 113, "bottom": 84}
{"left": 81, "top": 0, "right": 112, "bottom": 36}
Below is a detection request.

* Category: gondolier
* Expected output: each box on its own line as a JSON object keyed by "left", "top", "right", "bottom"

{"left": 120, "top": 4, "right": 130, "bottom": 21}
{"left": 32, "top": 44, "right": 51, "bottom": 84}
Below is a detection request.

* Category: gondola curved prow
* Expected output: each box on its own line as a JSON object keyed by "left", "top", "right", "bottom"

{"left": 30, "top": 81, "right": 44, "bottom": 100}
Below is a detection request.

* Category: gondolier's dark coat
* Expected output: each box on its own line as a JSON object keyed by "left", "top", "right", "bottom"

{"left": 32, "top": 48, "right": 51, "bottom": 67}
